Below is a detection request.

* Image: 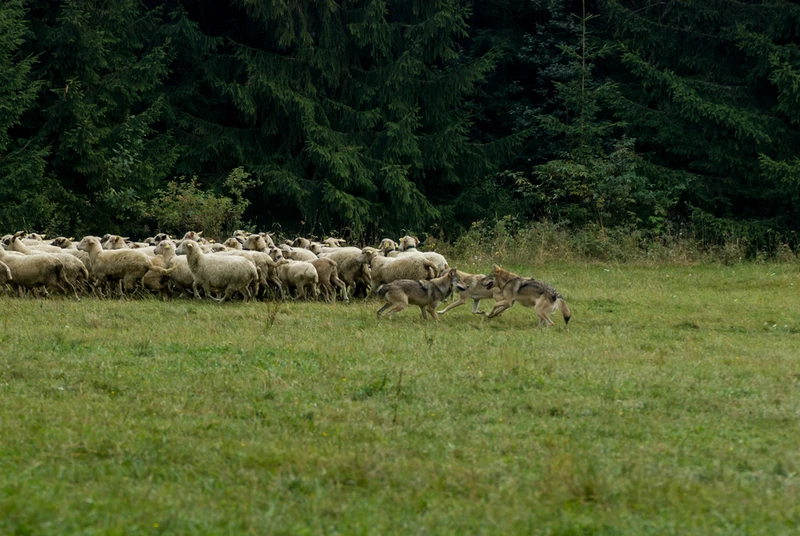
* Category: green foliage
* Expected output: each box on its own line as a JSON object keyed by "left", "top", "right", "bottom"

{"left": 1, "top": 0, "right": 799, "bottom": 248}
{"left": 146, "top": 167, "right": 257, "bottom": 240}
{"left": 0, "top": 0, "right": 61, "bottom": 232}
{"left": 601, "top": 0, "right": 800, "bottom": 241}
{"left": 514, "top": 4, "right": 671, "bottom": 230}
{"left": 20, "top": 0, "right": 178, "bottom": 234}
{"left": 156, "top": 0, "right": 506, "bottom": 236}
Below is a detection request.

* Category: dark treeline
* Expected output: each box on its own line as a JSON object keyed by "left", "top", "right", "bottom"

{"left": 1, "top": 0, "right": 798, "bottom": 248}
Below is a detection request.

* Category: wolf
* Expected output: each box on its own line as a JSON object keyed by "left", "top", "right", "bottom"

{"left": 436, "top": 270, "right": 503, "bottom": 316}
{"left": 481, "top": 264, "right": 571, "bottom": 326}
{"left": 376, "top": 268, "right": 467, "bottom": 321}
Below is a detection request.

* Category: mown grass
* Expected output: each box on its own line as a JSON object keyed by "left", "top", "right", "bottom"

{"left": 1, "top": 261, "right": 799, "bottom": 535}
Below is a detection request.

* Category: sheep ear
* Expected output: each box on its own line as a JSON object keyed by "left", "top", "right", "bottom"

{"left": 413, "top": 236, "right": 420, "bottom": 246}
{"left": 198, "top": 231, "right": 203, "bottom": 236}
{"left": 68, "top": 237, "right": 74, "bottom": 241}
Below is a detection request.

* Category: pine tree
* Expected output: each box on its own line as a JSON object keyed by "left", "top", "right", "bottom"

{"left": 0, "top": 0, "right": 55, "bottom": 232}
{"left": 514, "top": 0, "right": 670, "bottom": 230}
{"left": 157, "top": 0, "right": 503, "bottom": 237}
{"left": 601, "top": 0, "right": 800, "bottom": 245}
{"left": 22, "top": 0, "right": 177, "bottom": 235}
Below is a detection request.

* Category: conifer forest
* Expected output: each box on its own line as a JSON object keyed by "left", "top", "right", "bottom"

{"left": 1, "top": 0, "right": 799, "bottom": 250}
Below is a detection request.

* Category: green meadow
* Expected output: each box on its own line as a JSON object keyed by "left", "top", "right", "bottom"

{"left": 1, "top": 261, "right": 799, "bottom": 534}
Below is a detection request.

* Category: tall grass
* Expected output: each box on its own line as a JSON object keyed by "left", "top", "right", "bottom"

{"left": 433, "top": 217, "right": 798, "bottom": 267}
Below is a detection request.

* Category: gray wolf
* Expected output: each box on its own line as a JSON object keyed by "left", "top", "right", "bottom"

{"left": 481, "top": 264, "right": 571, "bottom": 326}
{"left": 376, "top": 268, "right": 467, "bottom": 321}
{"left": 436, "top": 270, "right": 503, "bottom": 316}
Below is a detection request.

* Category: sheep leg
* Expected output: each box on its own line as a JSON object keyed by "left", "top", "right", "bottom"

{"left": 192, "top": 281, "right": 202, "bottom": 299}
{"left": 66, "top": 279, "right": 81, "bottom": 301}
{"left": 217, "top": 287, "right": 237, "bottom": 304}
{"left": 331, "top": 275, "right": 348, "bottom": 303}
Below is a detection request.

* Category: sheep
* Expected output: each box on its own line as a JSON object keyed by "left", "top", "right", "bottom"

{"left": 201, "top": 242, "right": 228, "bottom": 253}
{"left": 317, "top": 247, "right": 372, "bottom": 296}
{"left": 77, "top": 236, "right": 174, "bottom": 297}
{"left": 323, "top": 237, "right": 346, "bottom": 247}
{"left": 390, "top": 235, "right": 449, "bottom": 274}
{"left": 378, "top": 238, "right": 398, "bottom": 256}
{"left": 50, "top": 237, "right": 75, "bottom": 249}
{"left": 292, "top": 237, "right": 311, "bottom": 249}
{"left": 102, "top": 235, "right": 129, "bottom": 250}
{"left": 223, "top": 237, "right": 243, "bottom": 250}
{"left": 310, "top": 257, "right": 349, "bottom": 303}
{"left": 242, "top": 234, "right": 270, "bottom": 253}
{"left": 0, "top": 260, "right": 12, "bottom": 287}
{"left": 48, "top": 237, "right": 93, "bottom": 273}
{"left": 279, "top": 244, "right": 318, "bottom": 262}
{"left": 216, "top": 249, "right": 282, "bottom": 297}
{"left": 362, "top": 246, "right": 438, "bottom": 290}
{"left": 0, "top": 245, "right": 68, "bottom": 298}
{"left": 8, "top": 236, "right": 88, "bottom": 299}
{"left": 153, "top": 240, "right": 194, "bottom": 298}
{"left": 176, "top": 240, "right": 258, "bottom": 303}
{"left": 269, "top": 252, "right": 319, "bottom": 300}
{"left": 141, "top": 252, "right": 173, "bottom": 298}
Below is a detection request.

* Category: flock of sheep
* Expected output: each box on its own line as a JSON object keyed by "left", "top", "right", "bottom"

{"left": 0, "top": 230, "right": 451, "bottom": 305}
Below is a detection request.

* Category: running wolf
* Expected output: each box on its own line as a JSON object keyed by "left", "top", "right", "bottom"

{"left": 376, "top": 268, "right": 467, "bottom": 321}
{"left": 436, "top": 270, "right": 503, "bottom": 316}
{"left": 481, "top": 264, "right": 571, "bottom": 326}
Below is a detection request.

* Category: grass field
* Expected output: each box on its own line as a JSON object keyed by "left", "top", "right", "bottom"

{"left": 1, "top": 261, "right": 799, "bottom": 534}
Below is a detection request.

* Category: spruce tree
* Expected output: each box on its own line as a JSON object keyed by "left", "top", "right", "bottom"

{"left": 22, "top": 0, "right": 177, "bottom": 235}
{"left": 601, "top": 0, "right": 800, "bottom": 245}
{"left": 158, "top": 0, "right": 502, "bottom": 237}
{"left": 0, "top": 0, "right": 55, "bottom": 232}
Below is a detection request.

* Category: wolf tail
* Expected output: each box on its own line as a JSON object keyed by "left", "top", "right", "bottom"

{"left": 375, "top": 283, "right": 387, "bottom": 297}
{"left": 556, "top": 294, "right": 571, "bottom": 325}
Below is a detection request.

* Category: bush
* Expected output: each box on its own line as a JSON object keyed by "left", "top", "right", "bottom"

{"left": 146, "top": 168, "right": 257, "bottom": 240}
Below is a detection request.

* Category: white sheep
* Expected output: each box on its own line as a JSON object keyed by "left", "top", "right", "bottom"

{"left": 216, "top": 249, "right": 282, "bottom": 297}
{"left": 310, "top": 257, "right": 348, "bottom": 303}
{"left": 362, "top": 247, "right": 438, "bottom": 289}
{"left": 390, "top": 235, "right": 449, "bottom": 274}
{"left": 268, "top": 248, "right": 318, "bottom": 299}
{"left": 77, "top": 237, "right": 174, "bottom": 297}
{"left": 0, "top": 245, "right": 68, "bottom": 297}
{"left": 222, "top": 237, "right": 243, "bottom": 250}
{"left": 8, "top": 236, "right": 88, "bottom": 299}
{"left": 278, "top": 244, "right": 318, "bottom": 262}
{"left": 153, "top": 240, "right": 194, "bottom": 298}
{"left": 177, "top": 240, "right": 258, "bottom": 303}
{"left": 317, "top": 247, "right": 372, "bottom": 296}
